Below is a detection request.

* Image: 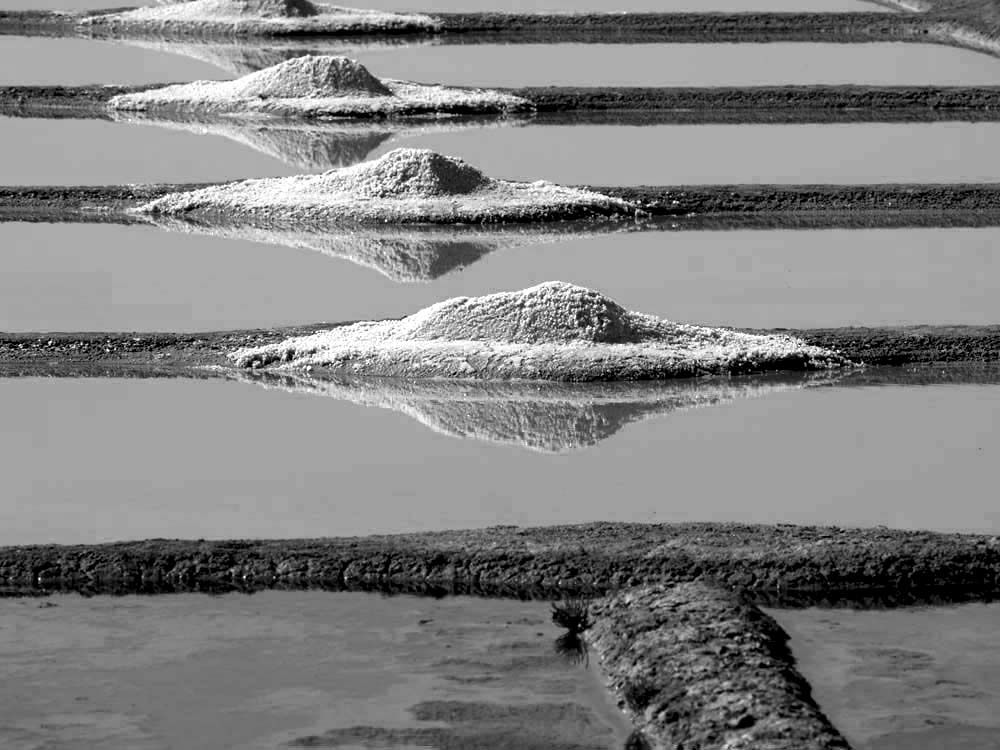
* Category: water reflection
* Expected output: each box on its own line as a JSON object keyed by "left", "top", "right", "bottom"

{"left": 143, "top": 216, "right": 639, "bottom": 281}
{"left": 227, "top": 370, "right": 844, "bottom": 453}
{"left": 102, "top": 35, "right": 443, "bottom": 76}
{"left": 108, "top": 112, "right": 531, "bottom": 171}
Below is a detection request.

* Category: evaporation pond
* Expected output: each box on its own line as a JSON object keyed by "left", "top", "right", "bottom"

{"left": 3, "top": 119, "right": 1000, "bottom": 185}
{"left": 0, "top": 0, "right": 895, "bottom": 10}
{"left": 0, "top": 375, "right": 998, "bottom": 545}
{"left": 1, "top": 39, "right": 997, "bottom": 87}
{"left": 2, "top": 223, "right": 999, "bottom": 332}
{"left": 0, "top": 591, "right": 628, "bottom": 750}
{"left": 769, "top": 603, "right": 1000, "bottom": 750}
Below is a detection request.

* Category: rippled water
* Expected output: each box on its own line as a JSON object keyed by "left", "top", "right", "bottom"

{"left": 0, "top": 372, "right": 997, "bottom": 545}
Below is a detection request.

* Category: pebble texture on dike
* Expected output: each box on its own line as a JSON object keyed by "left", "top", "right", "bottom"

{"left": 230, "top": 281, "right": 849, "bottom": 379}
{"left": 587, "top": 583, "right": 851, "bottom": 750}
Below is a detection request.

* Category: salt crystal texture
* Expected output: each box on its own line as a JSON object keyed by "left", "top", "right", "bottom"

{"left": 135, "top": 148, "right": 636, "bottom": 223}
{"left": 109, "top": 56, "right": 532, "bottom": 118}
{"left": 80, "top": 0, "right": 440, "bottom": 35}
{"left": 230, "top": 281, "right": 852, "bottom": 380}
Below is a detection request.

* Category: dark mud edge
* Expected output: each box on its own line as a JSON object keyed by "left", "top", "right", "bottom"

{"left": 8, "top": 83, "right": 1000, "bottom": 124}
{"left": 2, "top": 323, "right": 999, "bottom": 373}
{"left": 6, "top": 183, "right": 1000, "bottom": 220}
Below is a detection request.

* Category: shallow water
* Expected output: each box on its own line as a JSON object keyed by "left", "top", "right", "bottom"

{"left": 3, "top": 38, "right": 998, "bottom": 86}
{"left": 0, "top": 591, "right": 628, "bottom": 750}
{"left": 0, "top": 0, "right": 895, "bottom": 11}
{"left": 2, "top": 222, "right": 998, "bottom": 332}
{"left": 5, "top": 116, "right": 1000, "bottom": 185}
{"left": 0, "top": 375, "right": 997, "bottom": 544}
{"left": 771, "top": 604, "right": 1000, "bottom": 750}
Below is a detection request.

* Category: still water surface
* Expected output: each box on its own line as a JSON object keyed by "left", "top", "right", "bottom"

{"left": 2, "top": 223, "right": 998, "bottom": 332}
{"left": 1, "top": 591, "right": 626, "bottom": 750}
{"left": 0, "top": 0, "right": 894, "bottom": 10}
{"left": 4, "top": 117, "right": 1000, "bottom": 185}
{"left": 2, "top": 38, "right": 998, "bottom": 86}
{"left": 0, "top": 376, "right": 996, "bottom": 545}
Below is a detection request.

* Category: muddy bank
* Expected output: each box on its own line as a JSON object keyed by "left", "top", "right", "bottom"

{"left": 2, "top": 522, "right": 999, "bottom": 598}
{"left": 2, "top": 323, "right": 999, "bottom": 370}
{"left": 588, "top": 583, "right": 850, "bottom": 750}
{"left": 8, "top": 83, "right": 1000, "bottom": 123}
{"left": 5, "top": 182, "right": 1000, "bottom": 220}
{"left": 0, "top": 10, "right": 926, "bottom": 43}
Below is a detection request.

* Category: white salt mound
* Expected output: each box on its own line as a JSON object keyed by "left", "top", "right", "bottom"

{"left": 222, "top": 55, "right": 391, "bottom": 97}
{"left": 135, "top": 148, "right": 633, "bottom": 224}
{"left": 108, "top": 55, "right": 531, "bottom": 117}
{"left": 83, "top": 1, "right": 440, "bottom": 34}
{"left": 230, "top": 281, "right": 851, "bottom": 380}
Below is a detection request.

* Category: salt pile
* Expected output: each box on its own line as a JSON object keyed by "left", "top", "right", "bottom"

{"left": 235, "top": 371, "right": 840, "bottom": 452}
{"left": 230, "top": 281, "right": 851, "bottom": 380}
{"left": 108, "top": 56, "right": 532, "bottom": 118}
{"left": 80, "top": 0, "right": 440, "bottom": 36}
{"left": 134, "top": 148, "right": 635, "bottom": 224}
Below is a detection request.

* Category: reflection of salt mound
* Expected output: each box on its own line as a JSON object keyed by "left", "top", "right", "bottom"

{"left": 143, "top": 217, "right": 634, "bottom": 282}
{"left": 231, "top": 281, "right": 851, "bottom": 380}
{"left": 81, "top": 1, "right": 440, "bottom": 35}
{"left": 107, "top": 113, "right": 524, "bottom": 171}
{"left": 136, "top": 148, "right": 634, "bottom": 224}
{"left": 232, "top": 371, "right": 841, "bottom": 453}
{"left": 108, "top": 55, "right": 531, "bottom": 117}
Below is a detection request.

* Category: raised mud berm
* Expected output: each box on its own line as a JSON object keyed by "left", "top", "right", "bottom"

{"left": 588, "top": 583, "right": 851, "bottom": 750}
{"left": 229, "top": 281, "right": 851, "bottom": 379}
{"left": 135, "top": 148, "right": 633, "bottom": 223}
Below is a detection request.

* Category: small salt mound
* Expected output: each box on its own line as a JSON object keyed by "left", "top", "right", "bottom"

{"left": 135, "top": 148, "right": 626, "bottom": 224}
{"left": 222, "top": 56, "right": 391, "bottom": 98}
{"left": 229, "top": 281, "right": 852, "bottom": 380}
{"left": 125, "top": 0, "right": 321, "bottom": 18}
{"left": 395, "top": 282, "right": 632, "bottom": 344}
{"left": 320, "top": 148, "right": 490, "bottom": 198}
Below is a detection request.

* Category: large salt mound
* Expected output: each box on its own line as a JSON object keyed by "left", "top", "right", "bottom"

{"left": 135, "top": 148, "right": 634, "bottom": 224}
{"left": 230, "top": 281, "right": 852, "bottom": 380}
{"left": 81, "top": 1, "right": 441, "bottom": 35}
{"left": 108, "top": 55, "right": 532, "bottom": 118}
{"left": 234, "top": 371, "right": 840, "bottom": 453}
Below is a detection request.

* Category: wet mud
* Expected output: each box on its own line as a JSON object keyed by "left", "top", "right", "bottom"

{"left": 3, "top": 520, "right": 999, "bottom": 599}
{"left": 7, "top": 83, "right": 1000, "bottom": 124}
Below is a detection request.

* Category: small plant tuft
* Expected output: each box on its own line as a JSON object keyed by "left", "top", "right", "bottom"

{"left": 551, "top": 595, "right": 592, "bottom": 634}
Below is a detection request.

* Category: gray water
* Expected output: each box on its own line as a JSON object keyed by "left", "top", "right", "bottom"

{"left": 773, "top": 604, "right": 1000, "bottom": 750}
{"left": 0, "top": 591, "right": 628, "bottom": 750}
{"left": 0, "top": 0, "right": 896, "bottom": 10}
{"left": 0, "top": 375, "right": 997, "bottom": 545}
{"left": 4, "top": 38, "right": 1000, "bottom": 86}
{"left": 2, "top": 222, "right": 999, "bottom": 332}
{"left": 5, "top": 117, "right": 1000, "bottom": 185}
